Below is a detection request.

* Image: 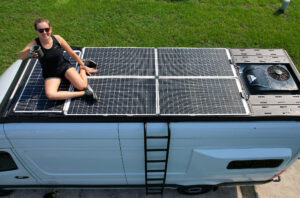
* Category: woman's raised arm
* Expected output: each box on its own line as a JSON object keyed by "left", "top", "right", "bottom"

{"left": 18, "top": 40, "right": 36, "bottom": 60}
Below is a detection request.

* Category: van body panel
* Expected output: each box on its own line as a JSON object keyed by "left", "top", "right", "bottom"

{"left": 3, "top": 121, "right": 300, "bottom": 186}
{"left": 4, "top": 123, "right": 118, "bottom": 139}
{"left": 0, "top": 124, "right": 10, "bottom": 148}
{"left": 119, "top": 123, "right": 144, "bottom": 184}
{"left": 0, "top": 149, "right": 37, "bottom": 185}
{"left": 185, "top": 148, "right": 290, "bottom": 182}
{"left": 119, "top": 123, "right": 169, "bottom": 184}
{"left": 119, "top": 122, "right": 300, "bottom": 186}
{"left": 165, "top": 122, "right": 300, "bottom": 185}
{"left": 4, "top": 123, "right": 126, "bottom": 184}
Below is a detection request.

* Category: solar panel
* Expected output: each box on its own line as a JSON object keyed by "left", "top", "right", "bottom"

{"left": 159, "top": 78, "right": 246, "bottom": 115}
{"left": 82, "top": 47, "right": 155, "bottom": 76}
{"left": 66, "top": 78, "right": 156, "bottom": 115}
{"left": 13, "top": 47, "right": 249, "bottom": 116}
{"left": 14, "top": 51, "right": 81, "bottom": 113}
{"left": 158, "top": 48, "right": 233, "bottom": 76}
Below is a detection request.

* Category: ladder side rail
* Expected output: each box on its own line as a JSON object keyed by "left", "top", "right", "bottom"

{"left": 162, "top": 122, "right": 171, "bottom": 193}
{"left": 143, "top": 122, "right": 149, "bottom": 194}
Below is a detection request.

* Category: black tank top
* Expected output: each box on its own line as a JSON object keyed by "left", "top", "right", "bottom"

{"left": 35, "top": 35, "right": 68, "bottom": 73}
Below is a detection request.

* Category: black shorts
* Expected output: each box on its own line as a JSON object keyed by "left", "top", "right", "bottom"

{"left": 42, "top": 62, "right": 75, "bottom": 79}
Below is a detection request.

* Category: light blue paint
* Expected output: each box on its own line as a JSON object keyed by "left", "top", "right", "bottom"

{"left": 4, "top": 123, "right": 126, "bottom": 184}
{"left": 195, "top": 148, "right": 291, "bottom": 159}
{"left": 184, "top": 148, "right": 290, "bottom": 183}
{"left": 166, "top": 122, "right": 300, "bottom": 185}
{"left": 119, "top": 123, "right": 144, "bottom": 184}
{"left": 0, "top": 124, "right": 10, "bottom": 148}
{"left": 0, "top": 149, "right": 37, "bottom": 185}
{"left": 2, "top": 121, "right": 300, "bottom": 186}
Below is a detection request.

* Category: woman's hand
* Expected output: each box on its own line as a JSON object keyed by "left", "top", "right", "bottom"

{"left": 31, "top": 52, "right": 39, "bottom": 59}
{"left": 82, "top": 66, "right": 98, "bottom": 76}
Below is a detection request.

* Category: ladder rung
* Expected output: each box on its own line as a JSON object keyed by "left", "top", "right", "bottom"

{"left": 147, "top": 160, "right": 166, "bottom": 163}
{"left": 146, "top": 148, "right": 167, "bottom": 152}
{"left": 146, "top": 136, "right": 169, "bottom": 139}
{"left": 147, "top": 184, "right": 164, "bottom": 187}
{"left": 147, "top": 178, "right": 164, "bottom": 181}
{"left": 146, "top": 191, "right": 162, "bottom": 194}
{"left": 147, "top": 169, "right": 165, "bottom": 172}
{"left": 147, "top": 190, "right": 163, "bottom": 192}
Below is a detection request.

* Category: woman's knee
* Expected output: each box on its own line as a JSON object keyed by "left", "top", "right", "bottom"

{"left": 73, "top": 82, "right": 87, "bottom": 91}
{"left": 65, "top": 68, "right": 88, "bottom": 90}
{"left": 45, "top": 90, "right": 58, "bottom": 100}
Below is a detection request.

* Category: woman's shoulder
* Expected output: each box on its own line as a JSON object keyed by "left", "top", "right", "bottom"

{"left": 53, "top": 34, "right": 61, "bottom": 38}
{"left": 53, "top": 35, "right": 66, "bottom": 45}
{"left": 53, "top": 34, "right": 64, "bottom": 41}
{"left": 52, "top": 34, "right": 62, "bottom": 45}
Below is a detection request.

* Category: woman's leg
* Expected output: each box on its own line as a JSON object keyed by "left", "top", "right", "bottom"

{"left": 64, "top": 67, "right": 88, "bottom": 90}
{"left": 64, "top": 67, "right": 98, "bottom": 100}
{"left": 44, "top": 78, "right": 85, "bottom": 100}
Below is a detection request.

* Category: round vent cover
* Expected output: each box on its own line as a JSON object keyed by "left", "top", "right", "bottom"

{"left": 267, "top": 65, "right": 290, "bottom": 81}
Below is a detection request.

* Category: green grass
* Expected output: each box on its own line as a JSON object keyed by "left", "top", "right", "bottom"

{"left": 0, "top": 0, "right": 299, "bottom": 74}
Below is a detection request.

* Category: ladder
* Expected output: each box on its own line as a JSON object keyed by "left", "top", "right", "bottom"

{"left": 144, "top": 123, "right": 171, "bottom": 194}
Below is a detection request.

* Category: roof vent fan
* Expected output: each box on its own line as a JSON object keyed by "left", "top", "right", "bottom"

{"left": 243, "top": 64, "right": 299, "bottom": 94}
{"left": 267, "top": 65, "right": 290, "bottom": 81}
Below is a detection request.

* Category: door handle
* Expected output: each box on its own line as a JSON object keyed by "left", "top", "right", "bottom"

{"left": 15, "top": 176, "right": 29, "bottom": 179}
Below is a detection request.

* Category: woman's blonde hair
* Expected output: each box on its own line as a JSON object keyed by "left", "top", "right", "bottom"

{"left": 34, "top": 18, "right": 51, "bottom": 30}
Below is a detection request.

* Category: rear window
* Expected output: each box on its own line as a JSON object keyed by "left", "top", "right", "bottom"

{"left": 0, "top": 151, "right": 18, "bottom": 171}
{"left": 227, "top": 159, "right": 283, "bottom": 169}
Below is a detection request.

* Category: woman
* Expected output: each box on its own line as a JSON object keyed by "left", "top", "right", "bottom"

{"left": 19, "top": 18, "right": 98, "bottom": 100}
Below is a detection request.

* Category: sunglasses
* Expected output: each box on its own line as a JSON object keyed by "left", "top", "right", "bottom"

{"left": 37, "top": 28, "right": 50, "bottom": 33}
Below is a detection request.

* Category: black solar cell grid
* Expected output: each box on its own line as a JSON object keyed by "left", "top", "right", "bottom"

{"left": 67, "top": 78, "right": 156, "bottom": 115}
{"left": 82, "top": 47, "right": 155, "bottom": 76}
{"left": 159, "top": 78, "right": 246, "bottom": 115}
{"left": 158, "top": 48, "right": 233, "bottom": 76}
